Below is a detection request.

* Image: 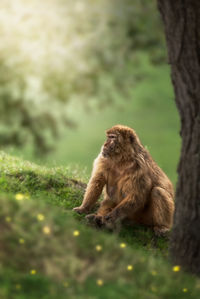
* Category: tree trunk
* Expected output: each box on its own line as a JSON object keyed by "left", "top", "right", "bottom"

{"left": 157, "top": 1, "right": 200, "bottom": 274}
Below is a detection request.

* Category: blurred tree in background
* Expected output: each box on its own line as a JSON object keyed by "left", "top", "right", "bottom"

{"left": 0, "top": 0, "right": 165, "bottom": 154}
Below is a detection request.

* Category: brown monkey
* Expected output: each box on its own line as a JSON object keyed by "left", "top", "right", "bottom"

{"left": 73, "top": 125, "right": 174, "bottom": 236}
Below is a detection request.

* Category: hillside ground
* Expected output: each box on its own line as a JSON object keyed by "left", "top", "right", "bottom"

{"left": 0, "top": 152, "right": 200, "bottom": 298}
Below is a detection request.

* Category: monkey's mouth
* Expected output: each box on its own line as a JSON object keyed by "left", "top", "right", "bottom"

{"left": 102, "top": 146, "right": 120, "bottom": 157}
{"left": 102, "top": 149, "right": 109, "bottom": 157}
{"left": 102, "top": 147, "right": 112, "bottom": 157}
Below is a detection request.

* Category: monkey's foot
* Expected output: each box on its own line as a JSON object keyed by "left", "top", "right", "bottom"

{"left": 85, "top": 213, "right": 96, "bottom": 221}
{"left": 73, "top": 206, "right": 88, "bottom": 214}
{"left": 85, "top": 214, "right": 104, "bottom": 228}
{"left": 154, "top": 226, "right": 170, "bottom": 238}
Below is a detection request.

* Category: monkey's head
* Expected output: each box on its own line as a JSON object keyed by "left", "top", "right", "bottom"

{"left": 102, "top": 125, "right": 142, "bottom": 159}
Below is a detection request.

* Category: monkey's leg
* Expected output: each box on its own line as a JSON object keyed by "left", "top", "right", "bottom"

{"left": 149, "top": 187, "right": 174, "bottom": 236}
{"left": 103, "top": 194, "right": 144, "bottom": 225}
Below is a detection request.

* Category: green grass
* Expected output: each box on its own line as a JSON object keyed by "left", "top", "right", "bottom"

{"left": 0, "top": 151, "right": 200, "bottom": 298}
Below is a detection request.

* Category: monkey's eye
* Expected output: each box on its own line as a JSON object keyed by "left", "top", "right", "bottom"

{"left": 108, "top": 134, "right": 117, "bottom": 139}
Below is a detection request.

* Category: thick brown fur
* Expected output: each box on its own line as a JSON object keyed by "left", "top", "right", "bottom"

{"left": 73, "top": 125, "right": 174, "bottom": 235}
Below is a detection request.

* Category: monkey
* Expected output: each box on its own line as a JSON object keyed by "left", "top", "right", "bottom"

{"left": 73, "top": 125, "right": 174, "bottom": 236}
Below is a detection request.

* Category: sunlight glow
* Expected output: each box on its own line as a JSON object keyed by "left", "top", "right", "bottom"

{"left": 0, "top": 1, "right": 83, "bottom": 65}
{"left": 0, "top": 0, "right": 92, "bottom": 94}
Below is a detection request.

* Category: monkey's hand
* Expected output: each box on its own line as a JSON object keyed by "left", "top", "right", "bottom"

{"left": 73, "top": 206, "right": 89, "bottom": 214}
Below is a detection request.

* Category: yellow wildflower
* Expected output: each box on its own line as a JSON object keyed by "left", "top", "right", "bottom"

{"left": 16, "top": 284, "right": 21, "bottom": 290}
{"left": 19, "top": 238, "right": 25, "bottom": 244}
{"left": 43, "top": 226, "right": 51, "bottom": 234}
{"left": 127, "top": 265, "right": 133, "bottom": 271}
{"left": 151, "top": 286, "right": 157, "bottom": 292}
{"left": 15, "top": 193, "right": 24, "bottom": 201}
{"left": 151, "top": 270, "right": 157, "bottom": 276}
{"left": 73, "top": 230, "right": 80, "bottom": 237}
{"left": 173, "top": 265, "right": 180, "bottom": 272}
{"left": 182, "top": 288, "right": 188, "bottom": 293}
{"left": 30, "top": 269, "right": 36, "bottom": 275}
{"left": 63, "top": 282, "right": 69, "bottom": 287}
{"left": 96, "top": 279, "right": 104, "bottom": 286}
{"left": 5, "top": 216, "right": 11, "bottom": 223}
{"left": 37, "top": 214, "right": 45, "bottom": 221}
{"left": 95, "top": 245, "right": 102, "bottom": 251}
{"left": 120, "top": 243, "right": 126, "bottom": 248}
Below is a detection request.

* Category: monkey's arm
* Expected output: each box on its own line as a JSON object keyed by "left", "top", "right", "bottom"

{"left": 73, "top": 172, "right": 106, "bottom": 214}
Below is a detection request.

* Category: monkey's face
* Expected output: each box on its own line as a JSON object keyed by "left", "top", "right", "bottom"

{"left": 102, "top": 133, "right": 121, "bottom": 157}
{"left": 102, "top": 125, "right": 140, "bottom": 159}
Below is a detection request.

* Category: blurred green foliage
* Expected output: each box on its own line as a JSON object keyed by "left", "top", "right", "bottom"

{"left": 0, "top": 0, "right": 165, "bottom": 153}
{"left": 11, "top": 56, "right": 180, "bottom": 185}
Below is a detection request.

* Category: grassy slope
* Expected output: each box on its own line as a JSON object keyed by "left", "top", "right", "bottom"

{"left": 0, "top": 152, "right": 200, "bottom": 299}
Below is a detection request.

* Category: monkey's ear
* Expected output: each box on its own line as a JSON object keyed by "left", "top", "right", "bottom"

{"left": 129, "top": 134, "right": 134, "bottom": 144}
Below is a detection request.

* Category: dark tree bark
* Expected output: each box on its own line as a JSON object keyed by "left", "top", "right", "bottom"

{"left": 157, "top": 1, "right": 200, "bottom": 274}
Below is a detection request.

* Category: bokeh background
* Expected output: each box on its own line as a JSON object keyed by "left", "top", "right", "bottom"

{"left": 3, "top": 2, "right": 199, "bottom": 298}
{"left": 0, "top": 0, "right": 180, "bottom": 184}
